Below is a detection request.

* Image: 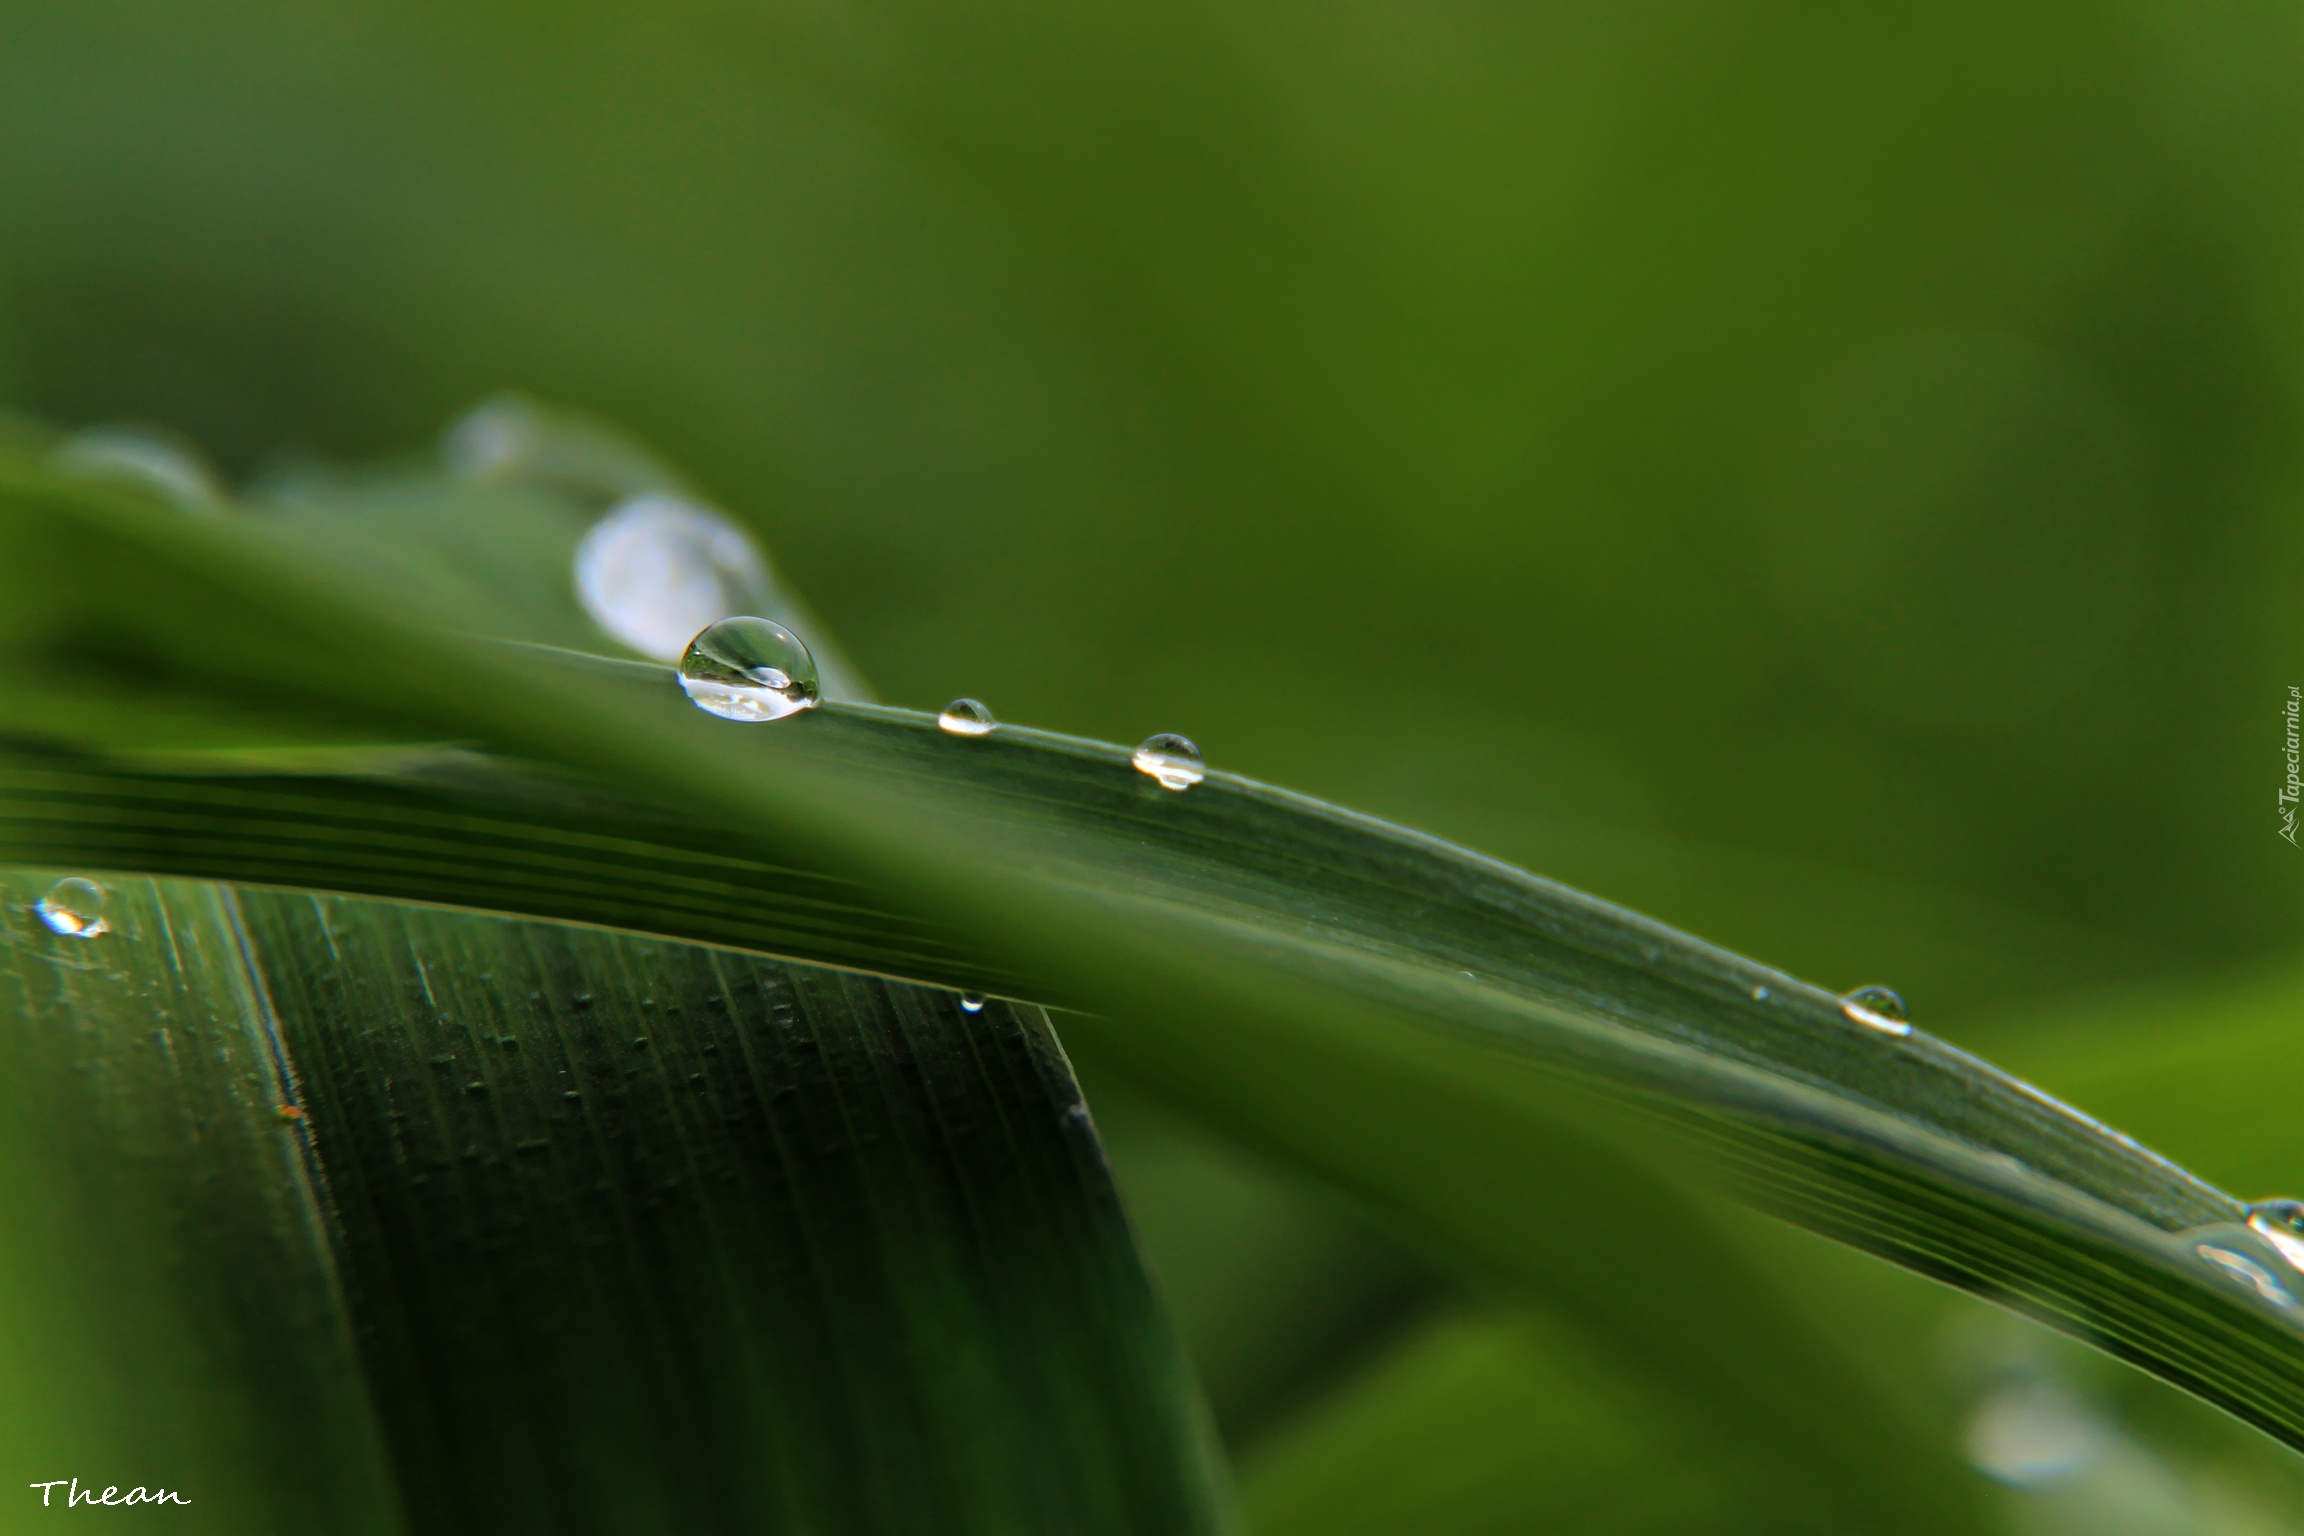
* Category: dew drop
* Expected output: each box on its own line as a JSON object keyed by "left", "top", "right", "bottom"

{"left": 2197, "top": 1240, "right": 2295, "bottom": 1306}
{"left": 1750, "top": 985, "right": 1771, "bottom": 1002}
{"left": 442, "top": 394, "right": 683, "bottom": 499}
{"left": 678, "top": 617, "right": 821, "bottom": 722}
{"left": 1132, "top": 734, "right": 1205, "bottom": 792}
{"left": 577, "top": 494, "right": 777, "bottom": 663}
{"left": 2246, "top": 1200, "right": 2304, "bottom": 1273}
{"left": 441, "top": 395, "right": 545, "bottom": 482}
{"left": 1841, "top": 985, "right": 1911, "bottom": 1036}
{"left": 35, "top": 878, "right": 109, "bottom": 939}
{"left": 938, "top": 698, "right": 997, "bottom": 737}
{"left": 959, "top": 994, "right": 986, "bottom": 1014}
{"left": 50, "top": 425, "right": 225, "bottom": 514}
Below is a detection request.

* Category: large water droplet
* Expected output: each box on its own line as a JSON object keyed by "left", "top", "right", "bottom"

{"left": 2246, "top": 1200, "right": 2304, "bottom": 1272}
{"left": 36, "top": 878, "right": 109, "bottom": 939}
{"left": 1132, "top": 734, "right": 1205, "bottom": 792}
{"left": 938, "top": 698, "right": 997, "bottom": 737}
{"left": 678, "top": 617, "right": 821, "bottom": 722}
{"left": 959, "top": 994, "right": 986, "bottom": 1014}
{"left": 576, "top": 494, "right": 777, "bottom": 663}
{"left": 1841, "top": 985, "right": 1911, "bottom": 1036}
{"left": 49, "top": 425, "right": 225, "bottom": 514}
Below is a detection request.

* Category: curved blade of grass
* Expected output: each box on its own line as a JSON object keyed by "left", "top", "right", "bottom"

{"left": 238, "top": 889, "right": 1230, "bottom": 1534}
{"left": 16, "top": 443, "right": 1928, "bottom": 1527}
{"left": 0, "top": 459, "right": 2273, "bottom": 1512}
{"left": 0, "top": 464, "right": 2004, "bottom": 1531}
{"left": 0, "top": 867, "right": 1232, "bottom": 1533}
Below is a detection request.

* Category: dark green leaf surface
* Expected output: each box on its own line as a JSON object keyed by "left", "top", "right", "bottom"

{"left": 0, "top": 871, "right": 400, "bottom": 1534}
{"left": 0, "top": 870, "right": 1230, "bottom": 1534}
{"left": 241, "top": 892, "right": 1227, "bottom": 1535}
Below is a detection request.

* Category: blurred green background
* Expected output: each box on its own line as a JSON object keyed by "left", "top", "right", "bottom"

{"left": 4, "top": 0, "right": 2301, "bottom": 1524}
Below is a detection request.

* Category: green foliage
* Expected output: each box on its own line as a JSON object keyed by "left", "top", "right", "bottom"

{"left": 0, "top": 862, "right": 1227, "bottom": 1534}
{"left": 2, "top": 440, "right": 2301, "bottom": 1530}
{"left": 2, "top": 0, "right": 2302, "bottom": 1524}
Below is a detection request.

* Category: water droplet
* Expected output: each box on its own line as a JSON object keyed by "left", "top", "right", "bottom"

{"left": 442, "top": 394, "right": 684, "bottom": 500}
{"left": 678, "top": 617, "right": 821, "bottom": 722}
{"left": 49, "top": 425, "right": 225, "bottom": 514}
{"left": 1750, "top": 985, "right": 1771, "bottom": 1001}
{"left": 442, "top": 395, "right": 544, "bottom": 482}
{"left": 938, "top": 698, "right": 997, "bottom": 737}
{"left": 2196, "top": 1240, "right": 2294, "bottom": 1306}
{"left": 1963, "top": 1379, "right": 2111, "bottom": 1487}
{"left": 2246, "top": 1200, "right": 2304, "bottom": 1272}
{"left": 576, "top": 494, "right": 777, "bottom": 663}
{"left": 1132, "top": 734, "right": 1205, "bottom": 792}
{"left": 35, "top": 878, "right": 109, "bottom": 939}
{"left": 1841, "top": 985, "right": 1911, "bottom": 1036}
{"left": 959, "top": 994, "right": 986, "bottom": 1014}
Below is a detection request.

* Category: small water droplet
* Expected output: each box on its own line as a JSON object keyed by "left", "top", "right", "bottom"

{"left": 35, "top": 878, "right": 109, "bottom": 939}
{"left": 2246, "top": 1200, "right": 2304, "bottom": 1272}
{"left": 1841, "top": 985, "right": 1910, "bottom": 1036}
{"left": 959, "top": 994, "right": 986, "bottom": 1014}
{"left": 442, "top": 395, "right": 545, "bottom": 482}
{"left": 938, "top": 698, "right": 997, "bottom": 737}
{"left": 1750, "top": 985, "right": 1771, "bottom": 1001}
{"left": 576, "top": 494, "right": 777, "bottom": 663}
{"left": 1132, "top": 734, "right": 1205, "bottom": 792}
{"left": 50, "top": 424, "right": 225, "bottom": 514}
{"left": 442, "top": 394, "right": 684, "bottom": 499}
{"left": 678, "top": 617, "right": 821, "bottom": 722}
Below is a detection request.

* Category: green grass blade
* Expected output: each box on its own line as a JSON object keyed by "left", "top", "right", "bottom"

{"left": 11, "top": 459, "right": 2279, "bottom": 1521}
{"left": 237, "top": 890, "right": 1230, "bottom": 1534}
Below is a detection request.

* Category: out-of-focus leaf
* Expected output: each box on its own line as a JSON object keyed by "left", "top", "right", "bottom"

{"left": 1239, "top": 1309, "right": 1766, "bottom": 1536}
{"left": 1064, "top": 1064, "right": 1436, "bottom": 1446}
